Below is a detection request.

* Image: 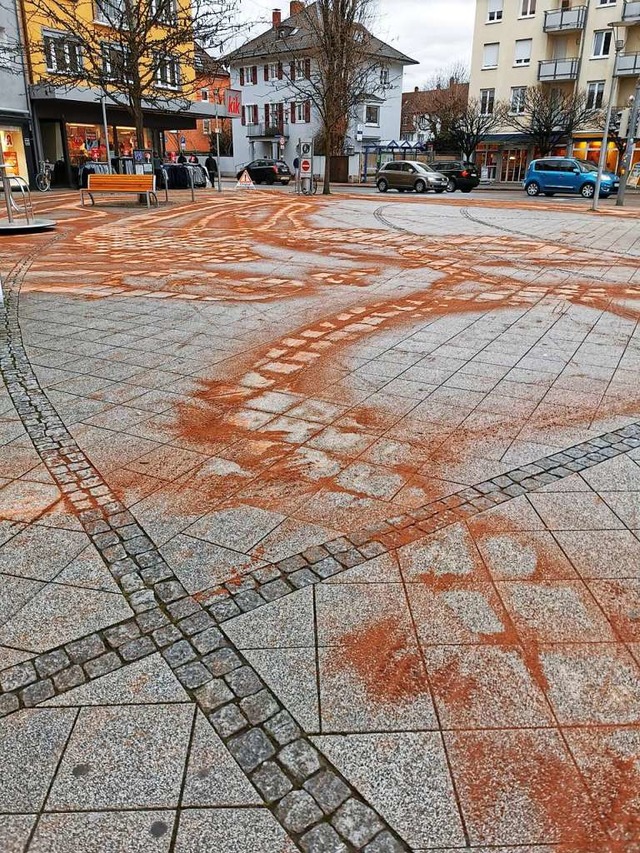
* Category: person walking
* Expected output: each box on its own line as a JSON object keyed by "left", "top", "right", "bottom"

{"left": 205, "top": 151, "right": 218, "bottom": 187}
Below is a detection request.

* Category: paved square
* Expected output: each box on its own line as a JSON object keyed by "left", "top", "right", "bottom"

{"left": 1, "top": 188, "right": 639, "bottom": 851}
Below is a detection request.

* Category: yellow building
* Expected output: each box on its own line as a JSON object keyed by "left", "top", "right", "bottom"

{"left": 20, "top": 0, "right": 222, "bottom": 185}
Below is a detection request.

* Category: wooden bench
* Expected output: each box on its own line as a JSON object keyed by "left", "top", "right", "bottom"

{"left": 81, "top": 174, "right": 159, "bottom": 208}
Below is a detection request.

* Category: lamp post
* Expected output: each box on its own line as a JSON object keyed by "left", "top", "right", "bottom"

{"left": 593, "top": 24, "right": 625, "bottom": 210}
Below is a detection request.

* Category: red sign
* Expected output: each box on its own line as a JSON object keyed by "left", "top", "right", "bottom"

{"left": 300, "top": 158, "right": 312, "bottom": 174}
{"left": 224, "top": 88, "right": 242, "bottom": 118}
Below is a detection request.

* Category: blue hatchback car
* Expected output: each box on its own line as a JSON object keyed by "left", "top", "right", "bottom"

{"left": 523, "top": 157, "right": 619, "bottom": 199}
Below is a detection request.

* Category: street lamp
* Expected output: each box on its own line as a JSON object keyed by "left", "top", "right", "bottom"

{"left": 592, "top": 22, "right": 625, "bottom": 210}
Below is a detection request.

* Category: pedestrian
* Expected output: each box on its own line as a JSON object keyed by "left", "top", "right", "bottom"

{"left": 205, "top": 150, "right": 218, "bottom": 186}
{"left": 177, "top": 151, "right": 187, "bottom": 164}
{"left": 188, "top": 153, "right": 199, "bottom": 164}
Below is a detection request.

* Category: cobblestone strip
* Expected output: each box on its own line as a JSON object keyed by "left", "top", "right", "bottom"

{"left": 194, "top": 421, "right": 640, "bottom": 622}
{"left": 1, "top": 256, "right": 410, "bottom": 852}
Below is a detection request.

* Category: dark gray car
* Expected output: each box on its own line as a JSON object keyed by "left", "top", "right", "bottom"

{"left": 375, "top": 160, "right": 448, "bottom": 194}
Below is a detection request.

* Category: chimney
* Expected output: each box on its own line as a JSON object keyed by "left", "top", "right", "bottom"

{"left": 449, "top": 76, "right": 455, "bottom": 88}
{"left": 414, "top": 86, "right": 418, "bottom": 93}
{"left": 272, "top": 8, "right": 281, "bottom": 26}
{"left": 290, "top": 1, "right": 304, "bottom": 15}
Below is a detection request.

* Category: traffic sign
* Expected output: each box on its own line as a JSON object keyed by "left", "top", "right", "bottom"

{"left": 300, "top": 158, "right": 312, "bottom": 174}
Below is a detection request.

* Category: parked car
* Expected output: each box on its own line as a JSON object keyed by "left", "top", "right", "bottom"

{"left": 431, "top": 160, "right": 480, "bottom": 193}
{"left": 236, "top": 159, "right": 291, "bottom": 185}
{"left": 523, "top": 157, "right": 619, "bottom": 199}
{"left": 375, "top": 160, "right": 448, "bottom": 194}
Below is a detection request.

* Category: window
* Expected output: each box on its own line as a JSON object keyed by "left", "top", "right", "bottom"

{"left": 200, "top": 88, "right": 209, "bottom": 102}
{"left": 295, "top": 59, "right": 306, "bottom": 78}
{"left": 510, "top": 86, "right": 527, "bottom": 113}
{"left": 482, "top": 42, "right": 499, "bottom": 68}
{"left": 592, "top": 30, "right": 612, "bottom": 57}
{"left": 365, "top": 104, "right": 380, "bottom": 125}
{"left": 243, "top": 104, "right": 258, "bottom": 124}
{"left": 240, "top": 65, "right": 256, "bottom": 85}
{"left": 597, "top": 0, "right": 616, "bottom": 5}
{"left": 269, "top": 62, "right": 278, "bottom": 79}
{"left": 150, "top": 0, "right": 176, "bottom": 24}
{"left": 94, "top": 0, "right": 124, "bottom": 25}
{"left": 480, "top": 87, "right": 495, "bottom": 114}
{"left": 102, "top": 43, "right": 129, "bottom": 80}
{"left": 155, "top": 55, "right": 180, "bottom": 89}
{"left": 586, "top": 80, "right": 605, "bottom": 109}
{"left": 295, "top": 101, "right": 310, "bottom": 122}
{"left": 514, "top": 38, "right": 532, "bottom": 66}
{"left": 520, "top": 0, "right": 536, "bottom": 16}
{"left": 487, "top": 0, "right": 503, "bottom": 22}
{"left": 380, "top": 67, "right": 389, "bottom": 86}
{"left": 43, "top": 32, "right": 82, "bottom": 73}
{"left": 202, "top": 119, "right": 211, "bottom": 134}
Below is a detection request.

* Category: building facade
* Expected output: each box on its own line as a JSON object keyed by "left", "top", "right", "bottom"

{"left": 0, "top": 0, "right": 36, "bottom": 182}
{"left": 469, "top": 0, "right": 640, "bottom": 181}
{"left": 227, "top": 1, "right": 416, "bottom": 178}
{"left": 401, "top": 81, "right": 469, "bottom": 148}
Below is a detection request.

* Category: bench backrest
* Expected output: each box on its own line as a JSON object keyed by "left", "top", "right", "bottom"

{"left": 87, "top": 173, "right": 156, "bottom": 192}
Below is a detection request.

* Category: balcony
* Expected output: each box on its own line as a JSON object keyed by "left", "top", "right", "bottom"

{"left": 614, "top": 51, "right": 640, "bottom": 75}
{"left": 543, "top": 6, "right": 587, "bottom": 33}
{"left": 622, "top": 0, "right": 640, "bottom": 23}
{"left": 538, "top": 58, "right": 579, "bottom": 82}
{"left": 246, "top": 122, "right": 290, "bottom": 139}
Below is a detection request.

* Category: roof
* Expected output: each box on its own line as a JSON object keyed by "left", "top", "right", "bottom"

{"left": 401, "top": 82, "right": 468, "bottom": 133}
{"left": 226, "top": 2, "right": 418, "bottom": 66}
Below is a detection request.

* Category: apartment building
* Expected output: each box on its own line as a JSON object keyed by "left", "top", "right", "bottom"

{"left": 226, "top": 1, "right": 416, "bottom": 179}
{"left": 469, "top": 0, "right": 640, "bottom": 181}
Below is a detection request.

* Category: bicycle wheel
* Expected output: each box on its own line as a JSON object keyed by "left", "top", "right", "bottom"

{"left": 311, "top": 179, "right": 318, "bottom": 195}
{"left": 35, "top": 173, "right": 50, "bottom": 192}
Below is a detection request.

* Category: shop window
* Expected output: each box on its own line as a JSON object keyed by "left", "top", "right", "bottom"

{"left": 482, "top": 42, "right": 499, "bottom": 69}
{"left": 586, "top": 80, "right": 605, "bottom": 109}
{"left": 365, "top": 104, "right": 380, "bottom": 125}
{"left": 480, "top": 88, "right": 495, "bottom": 115}
{"left": 44, "top": 32, "right": 82, "bottom": 74}
{"left": 155, "top": 55, "right": 181, "bottom": 89}
{"left": 102, "top": 43, "right": 130, "bottom": 80}
{"left": 592, "top": 30, "right": 612, "bottom": 58}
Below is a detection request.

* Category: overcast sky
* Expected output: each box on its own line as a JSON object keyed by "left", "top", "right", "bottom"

{"left": 236, "top": 0, "right": 476, "bottom": 90}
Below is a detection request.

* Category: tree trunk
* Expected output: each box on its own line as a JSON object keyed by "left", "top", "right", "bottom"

{"left": 322, "top": 126, "right": 331, "bottom": 195}
{"left": 131, "top": 99, "right": 145, "bottom": 149}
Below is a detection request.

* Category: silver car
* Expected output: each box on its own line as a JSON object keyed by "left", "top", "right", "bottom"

{"left": 375, "top": 160, "right": 448, "bottom": 194}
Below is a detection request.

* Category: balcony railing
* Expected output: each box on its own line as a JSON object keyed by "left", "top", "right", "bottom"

{"left": 622, "top": 0, "right": 640, "bottom": 23}
{"left": 246, "top": 122, "right": 290, "bottom": 139}
{"left": 543, "top": 6, "right": 587, "bottom": 33}
{"left": 614, "top": 51, "right": 640, "bottom": 75}
{"left": 538, "top": 58, "right": 579, "bottom": 82}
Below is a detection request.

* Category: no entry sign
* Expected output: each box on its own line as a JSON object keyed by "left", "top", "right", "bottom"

{"left": 300, "top": 158, "right": 312, "bottom": 174}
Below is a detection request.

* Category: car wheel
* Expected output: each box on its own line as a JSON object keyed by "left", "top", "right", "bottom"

{"left": 580, "top": 183, "right": 595, "bottom": 198}
{"left": 414, "top": 179, "right": 426, "bottom": 193}
{"left": 544, "top": 192, "right": 554, "bottom": 197}
{"left": 446, "top": 178, "right": 456, "bottom": 193}
{"left": 525, "top": 181, "right": 540, "bottom": 196}
{"left": 376, "top": 178, "right": 388, "bottom": 193}
{"left": 282, "top": 180, "right": 290, "bottom": 186}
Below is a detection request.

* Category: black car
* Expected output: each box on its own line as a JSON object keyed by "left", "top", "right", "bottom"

{"left": 236, "top": 159, "right": 291, "bottom": 185}
{"left": 431, "top": 161, "right": 480, "bottom": 193}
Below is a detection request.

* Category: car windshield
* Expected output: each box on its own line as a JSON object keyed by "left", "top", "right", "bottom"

{"left": 412, "top": 163, "right": 432, "bottom": 173}
{"left": 578, "top": 161, "right": 598, "bottom": 173}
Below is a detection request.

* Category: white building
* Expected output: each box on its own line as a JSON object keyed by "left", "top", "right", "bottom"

{"left": 226, "top": 1, "right": 417, "bottom": 179}
{"left": 469, "top": 0, "right": 640, "bottom": 181}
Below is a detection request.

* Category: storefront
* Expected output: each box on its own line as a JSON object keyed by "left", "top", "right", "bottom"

{"left": 0, "top": 112, "right": 35, "bottom": 184}
{"left": 572, "top": 137, "right": 621, "bottom": 174}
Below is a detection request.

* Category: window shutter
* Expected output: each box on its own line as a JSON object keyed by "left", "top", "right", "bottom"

{"left": 304, "top": 100, "right": 310, "bottom": 123}
{"left": 241, "top": 105, "right": 246, "bottom": 125}
{"left": 277, "top": 61, "right": 283, "bottom": 80}
{"left": 265, "top": 103, "right": 270, "bottom": 125}
{"left": 253, "top": 105, "right": 258, "bottom": 124}
{"left": 304, "top": 58, "right": 310, "bottom": 79}
{"left": 290, "top": 61, "right": 296, "bottom": 80}
{"left": 240, "top": 67, "right": 245, "bottom": 85}
{"left": 291, "top": 102, "right": 296, "bottom": 123}
{"left": 252, "top": 66, "right": 257, "bottom": 84}
{"left": 278, "top": 102, "right": 284, "bottom": 124}
{"left": 514, "top": 39, "right": 532, "bottom": 63}
{"left": 264, "top": 64, "right": 269, "bottom": 81}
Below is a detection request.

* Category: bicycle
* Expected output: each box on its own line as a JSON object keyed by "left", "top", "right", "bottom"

{"left": 300, "top": 175, "right": 318, "bottom": 195}
{"left": 35, "top": 160, "right": 52, "bottom": 192}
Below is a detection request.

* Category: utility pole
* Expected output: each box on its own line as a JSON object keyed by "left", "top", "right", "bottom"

{"left": 616, "top": 76, "right": 640, "bottom": 206}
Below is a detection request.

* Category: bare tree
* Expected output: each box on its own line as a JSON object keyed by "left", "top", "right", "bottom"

{"left": 273, "top": 0, "right": 392, "bottom": 194}
{"left": 20, "top": 0, "right": 239, "bottom": 147}
{"left": 447, "top": 98, "right": 509, "bottom": 161}
{"left": 507, "top": 86, "right": 601, "bottom": 156}
{"left": 423, "top": 60, "right": 469, "bottom": 92}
